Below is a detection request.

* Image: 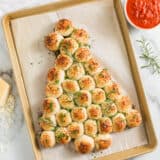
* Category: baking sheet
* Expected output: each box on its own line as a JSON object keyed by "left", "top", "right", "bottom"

{"left": 10, "top": 0, "right": 148, "bottom": 159}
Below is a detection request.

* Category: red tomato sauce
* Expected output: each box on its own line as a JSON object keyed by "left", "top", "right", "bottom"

{"left": 126, "top": 0, "right": 160, "bottom": 29}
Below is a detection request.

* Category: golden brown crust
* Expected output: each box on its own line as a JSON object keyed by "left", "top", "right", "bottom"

{"left": 101, "top": 101, "right": 117, "bottom": 117}
{"left": 85, "top": 58, "right": 102, "bottom": 75}
{"left": 71, "top": 29, "right": 89, "bottom": 45}
{"left": 98, "top": 139, "right": 111, "bottom": 149}
{"left": 67, "top": 63, "right": 85, "bottom": 80}
{"left": 43, "top": 97, "right": 60, "bottom": 114}
{"left": 84, "top": 120, "right": 97, "bottom": 137}
{"left": 60, "top": 38, "right": 79, "bottom": 55}
{"left": 47, "top": 67, "right": 64, "bottom": 84}
{"left": 98, "top": 117, "right": 112, "bottom": 134}
{"left": 55, "top": 127, "right": 71, "bottom": 144}
{"left": 45, "top": 32, "right": 63, "bottom": 51}
{"left": 117, "top": 96, "right": 132, "bottom": 113}
{"left": 62, "top": 79, "right": 79, "bottom": 93}
{"left": 55, "top": 54, "right": 73, "bottom": 70}
{"left": 56, "top": 19, "right": 72, "bottom": 30}
{"left": 39, "top": 114, "right": 57, "bottom": 131}
{"left": 126, "top": 109, "right": 142, "bottom": 127}
{"left": 94, "top": 69, "right": 111, "bottom": 88}
{"left": 78, "top": 142, "right": 91, "bottom": 153}
{"left": 58, "top": 94, "right": 74, "bottom": 109}
{"left": 40, "top": 131, "right": 55, "bottom": 148}
{"left": 45, "top": 83, "right": 62, "bottom": 98}
{"left": 71, "top": 107, "right": 87, "bottom": 122}
{"left": 47, "top": 67, "right": 57, "bottom": 82}
{"left": 74, "top": 135, "right": 94, "bottom": 153}
{"left": 55, "top": 19, "right": 74, "bottom": 36}
{"left": 95, "top": 134, "right": 112, "bottom": 150}
{"left": 91, "top": 88, "right": 106, "bottom": 104}
{"left": 104, "top": 82, "right": 121, "bottom": 100}
{"left": 79, "top": 75, "right": 95, "bottom": 90}
{"left": 68, "top": 122, "right": 84, "bottom": 139}
{"left": 87, "top": 104, "right": 102, "bottom": 120}
{"left": 43, "top": 98, "right": 53, "bottom": 114}
{"left": 56, "top": 110, "right": 72, "bottom": 127}
{"left": 74, "top": 47, "right": 91, "bottom": 62}
{"left": 112, "top": 113, "right": 126, "bottom": 132}
{"left": 74, "top": 90, "right": 91, "bottom": 107}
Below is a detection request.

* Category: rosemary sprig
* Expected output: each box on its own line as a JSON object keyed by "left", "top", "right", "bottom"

{"left": 137, "top": 38, "right": 160, "bottom": 74}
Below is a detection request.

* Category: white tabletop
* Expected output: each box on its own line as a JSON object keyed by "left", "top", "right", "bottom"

{"left": 0, "top": 0, "right": 160, "bottom": 160}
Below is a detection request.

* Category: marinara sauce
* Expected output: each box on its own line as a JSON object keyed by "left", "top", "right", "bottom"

{"left": 126, "top": 0, "right": 160, "bottom": 29}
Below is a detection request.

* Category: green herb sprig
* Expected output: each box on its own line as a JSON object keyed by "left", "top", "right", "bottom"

{"left": 137, "top": 38, "right": 160, "bottom": 74}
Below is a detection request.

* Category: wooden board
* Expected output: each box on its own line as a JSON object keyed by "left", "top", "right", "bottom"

{"left": 2, "top": 0, "right": 157, "bottom": 160}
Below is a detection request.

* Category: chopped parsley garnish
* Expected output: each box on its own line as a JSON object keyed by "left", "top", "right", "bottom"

{"left": 55, "top": 80, "right": 60, "bottom": 84}
{"left": 105, "top": 97, "right": 114, "bottom": 103}
{"left": 56, "top": 132, "right": 66, "bottom": 142}
{"left": 49, "top": 102, "right": 53, "bottom": 111}
{"left": 39, "top": 117, "right": 53, "bottom": 125}
{"left": 59, "top": 113, "right": 67, "bottom": 122}
{"left": 71, "top": 129, "right": 79, "bottom": 135}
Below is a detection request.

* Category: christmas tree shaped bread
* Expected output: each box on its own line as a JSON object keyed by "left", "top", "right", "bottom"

{"left": 38, "top": 19, "right": 142, "bottom": 154}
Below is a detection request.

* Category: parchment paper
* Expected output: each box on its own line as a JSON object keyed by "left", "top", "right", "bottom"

{"left": 11, "top": 0, "right": 148, "bottom": 159}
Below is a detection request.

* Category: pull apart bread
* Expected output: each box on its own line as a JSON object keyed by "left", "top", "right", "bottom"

{"left": 38, "top": 19, "right": 142, "bottom": 154}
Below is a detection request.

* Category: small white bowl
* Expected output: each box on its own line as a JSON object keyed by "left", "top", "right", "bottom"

{"left": 124, "top": 0, "right": 160, "bottom": 30}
